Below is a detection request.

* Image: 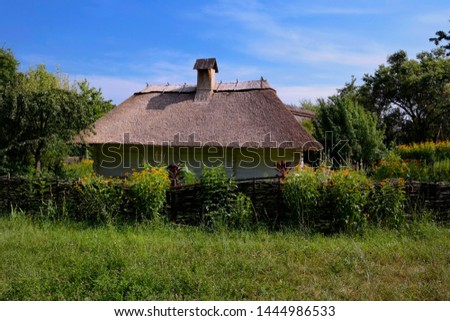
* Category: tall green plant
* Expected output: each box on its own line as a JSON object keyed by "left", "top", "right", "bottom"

{"left": 127, "top": 166, "right": 171, "bottom": 221}
{"left": 313, "top": 94, "right": 385, "bottom": 167}
{"left": 326, "top": 169, "right": 372, "bottom": 233}
{"left": 369, "top": 178, "right": 406, "bottom": 229}
{"left": 199, "top": 165, "right": 253, "bottom": 229}
{"left": 284, "top": 166, "right": 324, "bottom": 228}
{"left": 76, "top": 175, "right": 123, "bottom": 224}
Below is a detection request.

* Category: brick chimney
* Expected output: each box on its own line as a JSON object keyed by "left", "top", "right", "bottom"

{"left": 193, "top": 58, "right": 218, "bottom": 102}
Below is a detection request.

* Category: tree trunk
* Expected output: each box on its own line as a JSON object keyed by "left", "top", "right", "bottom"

{"left": 34, "top": 142, "right": 44, "bottom": 176}
{"left": 34, "top": 154, "right": 41, "bottom": 176}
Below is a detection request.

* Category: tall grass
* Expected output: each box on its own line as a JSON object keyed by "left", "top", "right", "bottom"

{"left": 1, "top": 216, "right": 448, "bottom": 300}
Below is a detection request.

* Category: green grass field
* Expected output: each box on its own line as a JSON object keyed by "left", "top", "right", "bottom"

{"left": 0, "top": 216, "right": 449, "bottom": 300}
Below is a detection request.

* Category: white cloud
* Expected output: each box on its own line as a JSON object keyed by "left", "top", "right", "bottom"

{"left": 203, "top": 0, "right": 388, "bottom": 68}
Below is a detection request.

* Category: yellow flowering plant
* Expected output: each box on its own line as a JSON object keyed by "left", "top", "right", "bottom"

{"left": 326, "top": 169, "right": 372, "bottom": 233}
{"left": 127, "top": 165, "right": 171, "bottom": 221}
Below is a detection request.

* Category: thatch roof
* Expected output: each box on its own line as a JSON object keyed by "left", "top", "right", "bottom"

{"left": 81, "top": 80, "right": 322, "bottom": 150}
{"left": 287, "top": 106, "right": 316, "bottom": 122}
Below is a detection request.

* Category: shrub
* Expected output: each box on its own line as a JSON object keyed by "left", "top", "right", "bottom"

{"left": 199, "top": 165, "right": 253, "bottom": 229}
{"left": 228, "top": 193, "right": 254, "bottom": 230}
{"left": 435, "top": 141, "right": 450, "bottom": 161}
{"left": 283, "top": 165, "right": 325, "bottom": 228}
{"left": 369, "top": 178, "right": 406, "bottom": 229}
{"left": 405, "top": 160, "right": 430, "bottom": 181}
{"left": 62, "top": 159, "right": 94, "bottom": 179}
{"left": 431, "top": 159, "right": 450, "bottom": 182}
{"left": 373, "top": 150, "right": 409, "bottom": 180}
{"left": 326, "top": 169, "right": 372, "bottom": 233}
{"left": 397, "top": 141, "right": 450, "bottom": 163}
{"left": 397, "top": 141, "right": 436, "bottom": 163}
{"left": 127, "top": 166, "right": 171, "bottom": 221}
{"left": 76, "top": 175, "right": 123, "bottom": 224}
{"left": 181, "top": 164, "right": 198, "bottom": 185}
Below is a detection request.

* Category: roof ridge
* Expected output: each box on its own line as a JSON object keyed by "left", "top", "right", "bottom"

{"left": 137, "top": 79, "right": 273, "bottom": 94}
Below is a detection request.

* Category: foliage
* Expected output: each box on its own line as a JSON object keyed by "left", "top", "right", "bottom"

{"left": 127, "top": 166, "right": 171, "bottom": 221}
{"left": 0, "top": 48, "right": 114, "bottom": 176}
{"left": 284, "top": 165, "right": 324, "bottom": 228}
{"left": 431, "top": 159, "right": 450, "bottom": 182}
{"left": 0, "top": 47, "right": 19, "bottom": 89}
{"left": 77, "top": 79, "right": 114, "bottom": 121}
{"left": 313, "top": 92, "right": 385, "bottom": 167}
{"left": 62, "top": 159, "right": 95, "bottom": 179}
{"left": 300, "top": 118, "right": 314, "bottom": 135}
{"left": 284, "top": 166, "right": 407, "bottom": 233}
{"left": 275, "top": 160, "right": 291, "bottom": 179}
{"left": 326, "top": 169, "right": 372, "bottom": 233}
{"left": 181, "top": 164, "right": 198, "bottom": 185}
{"left": 397, "top": 140, "right": 450, "bottom": 162}
{"left": 397, "top": 141, "right": 435, "bottom": 162}
{"left": 373, "top": 154, "right": 450, "bottom": 183}
{"left": 429, "top": 23, "right": 450, "bottom": 56}
{"left": 369, "top": 178, "right": 406, "bottom": 229}
{"left": 76, "top": 175, "right": 123, "bottom": 224}
{"left": 199, "top": 165, "right": 253, "bottom": 229}
{"left": 373, "top": 141, "right": 450, "bottom": 182}
{"left": 372, "top": 150, "right": 409, "bottom": 180}
{"left": 358, "top": 50, "right": 450, "bottom": 144}
{"left": 76, "top": 166, "right": 170, "bottom": 223}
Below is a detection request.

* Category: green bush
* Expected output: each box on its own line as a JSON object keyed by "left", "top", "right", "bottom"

{"left": 369, "top": 178, "right": 406, "bottom": 229}
{"left": 284, "top": 165, "right": 325, "bottom": 228}
{"left": 62, "top": 159, "right": 94, "bottom": 179}
{"left": 199, "top": 165, "right": 253, "bottom": 230}
{"left": 431, "top": 159, "right": 450, "bottom": 182}
{"left": 181, "top": 164, "right": 198, "bottom": 185}
{"left": 373, "top": 150, "right": 409, "bottom": 180}
{"left": 127, "top": 166, "right": 171, "bottom": 221}
{"left": 435, "top": 141, "right": 450, "bottom": 161}
{"left": 397, "top": 141, "right": 436, "bottom": 163}
{"left": 76, "top": 175, "right": 123, "bottom": 224}
{"left": 326, "top": 169, "right": 372, "bottom": 233}
{"left": 397, "top": 141, "right": 450, "bottom": 162}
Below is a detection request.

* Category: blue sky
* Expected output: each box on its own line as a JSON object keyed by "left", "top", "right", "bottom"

{"left": 1, "top": 0, "right": 449, "bottom": 104}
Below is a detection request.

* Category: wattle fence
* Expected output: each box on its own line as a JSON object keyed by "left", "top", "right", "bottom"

{"left": 0, "top": 177, "right": 449, "bottom": 224}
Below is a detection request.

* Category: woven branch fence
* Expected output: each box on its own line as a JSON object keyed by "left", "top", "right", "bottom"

{"left": 0, "top": 177, "right": 449, "bottom": 225}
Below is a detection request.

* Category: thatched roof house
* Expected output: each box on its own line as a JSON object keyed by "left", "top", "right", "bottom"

{"left": 287, "top": 105, "right": 316, "bottom": 122}
{"left": 82, "top": 58, "right": 321, "bottom": 178}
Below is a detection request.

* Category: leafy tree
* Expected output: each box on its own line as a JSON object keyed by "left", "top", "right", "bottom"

{"left": 0, "top": 48, "right": 114, "bottom": 175}
{"left": 77, "top": 79, "right": 114, "bottom": 120}
{"left": 313, "top": 92, "right": 385, "bottom": 167}
{"left": 0, "top": 48, "right": 19, "bottom": 87}
{"left": 358, "top": 50, "right": 450, "bottom": 144}
{"left": 430, "top": 24, "right": 450, "bottom": 56}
